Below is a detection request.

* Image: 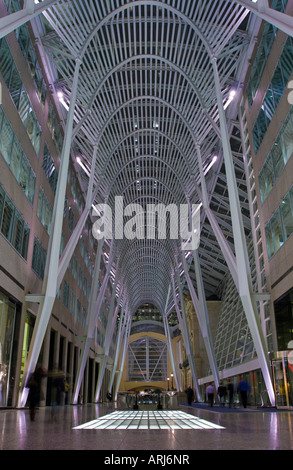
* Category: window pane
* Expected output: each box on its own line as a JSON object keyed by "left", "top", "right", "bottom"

{"left": 0, "top": 116, "right": 14, "bottom": 164}
{"left": 19, "top": 156, "right": 29, "bottom": 193}
{"left": 11, "top": 210, "right": 24, "bottom": 252}
{"left": 271, "top": 210, "right": 284, "bottom": 252}
{"left": 27, "top": 171, "right": 36, "bottom": 204}
{"left": 18, "top": 90, "right": 31, "bottom": 124}
{"left": 21, "top": 224, "right": 29, "bottom": 259}
{"left": 10, "top": 139, "right": 22, "bottom": 181}
{"left": 279, "top": 37, "right": 293, "bottom": 85}
{"left": 265, "top": 224, "right": 274, "bottom": 258}
{"left": 0, "top": 39, "right": 13, "bottom": 84}
{"left": 271, "top": 142, "right": 284, "bottom": 178}
{"left": 280, "top": 114, "right": 293, "bottom": 165}
{"left": 271, "top": 64, "right": 285, "bottom": 108}
{"left": 280, "top": 195, "right": 293, "bottom": 240}
{"left": 17, "top": 24, "right": 30, "bottom": 58}
{"left": 0, "top": 185, "right": 5, "bottom": 223}
{"left": 1, "top": 196, "right": 14, "bottom": 241}
{"left": 8, "top": 65, "right": 22, "bottom": 108}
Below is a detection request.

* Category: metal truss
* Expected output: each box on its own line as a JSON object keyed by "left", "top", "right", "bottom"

{"left": 4, "top": 0, "right": 291, "bottom": 405}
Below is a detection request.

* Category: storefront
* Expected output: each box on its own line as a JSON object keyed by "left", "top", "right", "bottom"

{"left": 0, "top": 290, "right": 21, "bottom": 407}
{"left": 271, "top": 351, "right": 293, "bottom": 408}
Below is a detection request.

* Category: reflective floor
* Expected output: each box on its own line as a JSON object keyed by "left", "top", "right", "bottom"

{"left": 0, "top": 403, "right": 293, "bottom": 451}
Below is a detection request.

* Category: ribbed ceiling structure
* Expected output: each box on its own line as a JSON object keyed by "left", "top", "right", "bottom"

{"left": 36, "top": 0, "right": 254, "bottom": 315}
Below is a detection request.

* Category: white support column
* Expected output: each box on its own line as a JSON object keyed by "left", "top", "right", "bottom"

{"left": 163, "top": 314, "right": 180, "bottom": 391}
{"left": 19, "top": 58, "right": 82, "bottom": 407}
{"left": 94, "top": 274, "right": 120, "bottom": 402}
{"left": 108, "top": 300, "right": 126, "bottom": 394}
{"left": 162, "top": 285, "right": 180, "bottom": 391}
{"left": 211, "top": 57, "right": 275, "bottom": 406}
{"left": 114, "top": 314, "right": 131, "bottom": 401}
{"left": 181, "top": 251, "right": 220, "bottom": 390}
{"left": 57, "top": 146, "right": 98, "bottom": 289}
{"left": 72, "top": 242, "right": 115, "bottom": 404}
{"left": 171, "top": 272, "right": 202, "bottom": 402}
{"left": 72, "top": 237, "right": 104, "bottom": 404}
{"left": 195, "top": 144, "right": 238, "bottom": 289}
{"left": 0, "top": 0, "right": 58, "bottom": 38}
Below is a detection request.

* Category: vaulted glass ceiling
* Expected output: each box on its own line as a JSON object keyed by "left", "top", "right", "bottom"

{"left": 33, "top": 0, "right": 257, "bottom": 317}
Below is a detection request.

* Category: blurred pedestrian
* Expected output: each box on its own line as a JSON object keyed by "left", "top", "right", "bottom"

{"left": 206, "top": 383, "right": 215, "bottom": 407}
{"left": 237, "top": 377, "right": 251, "bottom": 408}
{"left": 218, "top": 382, "right": 227, "bottom": 407}
{"left": 26, "top": 364, "right": 47, "bottom": 421}
{"left": 185, "top": 386, "right": 194, "bottom": 405}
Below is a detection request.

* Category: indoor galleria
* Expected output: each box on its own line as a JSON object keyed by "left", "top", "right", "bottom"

{"left": 0, "top": 0, "right": 293, "bottom": 452}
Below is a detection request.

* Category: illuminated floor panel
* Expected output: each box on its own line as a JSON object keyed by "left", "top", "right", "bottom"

{"left": 73, "top": 410, "right": 225, "bottom": 430}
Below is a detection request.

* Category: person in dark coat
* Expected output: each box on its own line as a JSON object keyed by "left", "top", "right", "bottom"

{"left": 185, "top": 386, "right": 194, "bottom": 405}
{"left": 27, "top": 365, "right": 47, "bottom": 421}
{"left": 237, "top": 378, "right": 251, "bottom": 408}
{"left": 217, "top": 382, "right": 227, "bottom": 406}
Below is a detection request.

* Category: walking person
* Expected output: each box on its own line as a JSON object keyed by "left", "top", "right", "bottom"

{"left": 185, "top": 386, "right": 194, "bottom": 405}
{"left": 26, "top": 364, "right": 47, "bottom": 422}
{"left": 237, "top": 377, "right": 251, "bottom": 408}
{"left": 217, "top": 382, "right": 227, "bottom": 407}
{"left": 206, "top": 383, "right": 215, "bottom": 407}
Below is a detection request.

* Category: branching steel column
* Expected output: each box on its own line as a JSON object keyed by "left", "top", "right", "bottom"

{"left": 163, "top": 312, "right": 179, "bottom": 391}
{"left": 146, "top": 335, "right": 150, "bottom": 381}
{"left": 211, "top": 57, "right": 275, "bottom": 406}
{"left": 195, "top": 145, "right": 238, "bottom": 289}
{"left": 171, "top": 271, "right": 202, "bottom": 402}
{"left": 94, "top": 274, "right": 120, "bottom": 402}
{"left": 19, "top": 58, "right": 81, "bottom": 407}
{"left": 108, "top": 300, "right": 126, "bottom": 395}
{"left": 162, "top": 285, "right": 180, "bottom": 391}
{"left": 114, "top": 314, "right": 131, "bottom": 401}
{"left": 72, "top": 242, "right": 115, "bottom": 404}
{"left": 57, "top": 145, "right": 98, "bottom": 289}
{"left": 181, "top": 251, "right": 219, "bottom": 390}
{"left": 72, "top": 236, "right": 104, "bottom": 404}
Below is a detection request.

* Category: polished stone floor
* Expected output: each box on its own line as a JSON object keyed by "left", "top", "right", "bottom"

{"left": 0, "top": 403, "right": 292, "bottom": 452}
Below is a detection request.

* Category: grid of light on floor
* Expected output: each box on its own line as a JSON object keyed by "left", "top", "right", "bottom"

{"left": 73, "top": 410, "right": 225, "bottom": 430}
